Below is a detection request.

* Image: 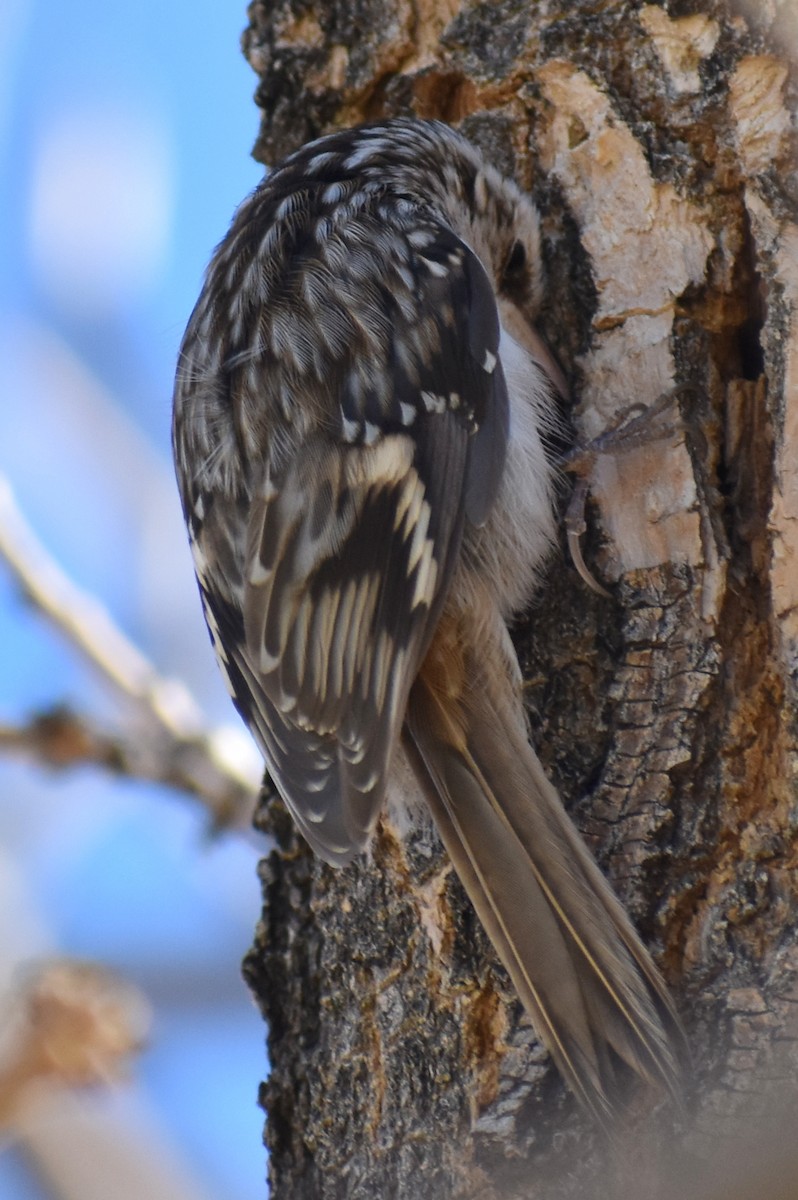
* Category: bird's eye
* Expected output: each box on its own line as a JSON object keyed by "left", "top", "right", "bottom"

{"left": 502, "top": 239, "right": 527, "bottom": 281}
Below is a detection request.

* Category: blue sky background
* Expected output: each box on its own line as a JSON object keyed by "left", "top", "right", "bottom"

{"left": 0, "top": 0, "right": 272, "bottom": 1196}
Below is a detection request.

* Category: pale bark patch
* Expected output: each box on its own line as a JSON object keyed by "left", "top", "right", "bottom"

{"left": 536, "top": 61, "right": 714, "bottom": 577}
{"left": 766, "top": 220, "right": 798, "bottom": 649}
{"left": 639, "top": 6, "right": 720, "bottom": 95}
{"left": 536, "top": 62, "right": 713, "bottom": 323}
{"left": 729, "top": 56, "right": 791, "bottom": 175}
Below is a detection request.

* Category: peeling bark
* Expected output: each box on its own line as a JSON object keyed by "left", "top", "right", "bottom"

{"left": 240, "top": 2, "right": 798, "bottom": 1195}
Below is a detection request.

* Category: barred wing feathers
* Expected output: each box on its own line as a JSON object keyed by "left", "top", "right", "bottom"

{"left": 216, "top": 227, "right": 509, "bottom": 865}
{"left": 239, "top": 429, "right": 467, "bottom": 863}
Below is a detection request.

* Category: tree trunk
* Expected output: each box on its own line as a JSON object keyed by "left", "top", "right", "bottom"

{"left": 240, "top": 2, "right": 798, "bottom": 1195}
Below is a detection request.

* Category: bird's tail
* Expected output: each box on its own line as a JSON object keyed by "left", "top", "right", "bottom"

{"left": 405, "top": 609, "right": 684, "bottom": 1123}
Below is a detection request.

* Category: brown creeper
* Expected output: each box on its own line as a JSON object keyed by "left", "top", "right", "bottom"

{"left": 173, "top": 117, "right": 683, "bottom": 1120}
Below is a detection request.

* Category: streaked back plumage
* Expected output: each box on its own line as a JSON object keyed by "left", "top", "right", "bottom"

{"left": 173, "top": 117, "right": 685, "bottom": 1120}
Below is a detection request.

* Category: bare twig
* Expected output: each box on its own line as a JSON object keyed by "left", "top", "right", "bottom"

{"left": 0, "top": 474, "right": 261, "bottom": 831}
{"left": 0, "top": 706, "right": 258, "bottom": 830}
{"left": 0, "top": 473, "right": 205, "bottom": 735}
{"left": 0, "top": 958, "right": 151, "bottom": 1128}
{"left": 0, "top": 960, "right": 212, "bottom": 1200}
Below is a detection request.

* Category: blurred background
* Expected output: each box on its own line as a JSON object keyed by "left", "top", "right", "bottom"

{"left": 0, "top": 0, "right": 270, "bottom": 1196}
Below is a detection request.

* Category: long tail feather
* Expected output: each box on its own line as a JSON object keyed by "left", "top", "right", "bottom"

{"left": 405, "top": 614, "right": 685, "bottom": 1121}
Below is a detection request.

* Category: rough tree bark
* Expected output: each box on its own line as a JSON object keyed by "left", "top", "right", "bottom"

{"left": 239, "top": 2, "right": 798, "bottom": 1196}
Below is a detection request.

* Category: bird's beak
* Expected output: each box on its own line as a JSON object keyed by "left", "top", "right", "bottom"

{"left": 498, "top": 299, "right": 570, "bottom": 403}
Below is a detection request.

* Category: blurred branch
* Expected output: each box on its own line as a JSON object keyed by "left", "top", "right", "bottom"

{"left": 0, "top": 959, "right": 150, "bottom": 1128}
{"left": 0, "top": 706, "right": 257, "bottom": 831}
{"left": 0, "top": 473, "right": 261, "bottom": 832}
{"left": 0, "top": 960, "right": 213, "bottom": 1200}
{"left": 0, "top": 472, "right": 205, "bottom": 733}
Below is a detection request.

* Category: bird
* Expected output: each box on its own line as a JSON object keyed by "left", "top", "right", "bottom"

{"left": 172, "top": 116, "right": 684, "bottom": 1123}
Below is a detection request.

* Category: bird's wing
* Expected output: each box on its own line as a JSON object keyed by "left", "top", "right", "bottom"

{"left": 199, "top": 218, "right": 509, "bottom": 863}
